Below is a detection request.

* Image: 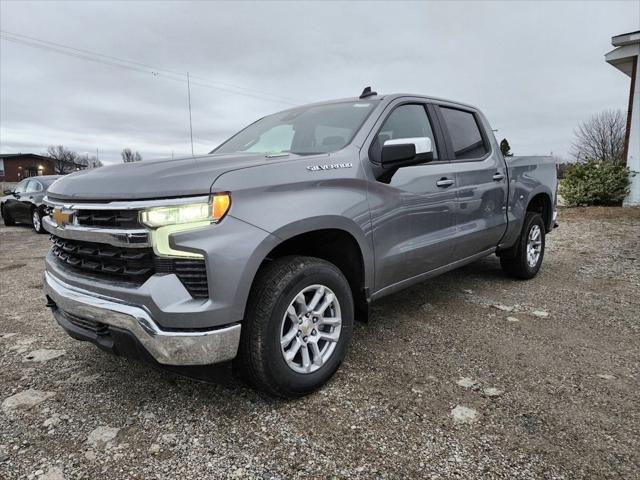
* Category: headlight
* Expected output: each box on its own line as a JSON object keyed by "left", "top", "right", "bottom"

{"left": 140, "top": 193, "right": 231, "bottom": 258}
{"left": 140, "top": 193, "right": 231, "bottom": 228}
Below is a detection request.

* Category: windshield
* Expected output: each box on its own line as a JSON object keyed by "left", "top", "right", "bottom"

{"left": 41, "top": 177, "right": 60, "bottom": 187}
{"left": 212, "top": 100, "right": 378, "bottom": 156}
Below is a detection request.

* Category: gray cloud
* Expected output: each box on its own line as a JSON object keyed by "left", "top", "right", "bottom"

{"left": 1, "top": 0, "right": 638, "bottom": 163}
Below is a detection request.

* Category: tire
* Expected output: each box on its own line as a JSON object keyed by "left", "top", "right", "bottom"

{"left": 31, "top": 208, "right": 45, "bottom": 234}
{"left": 1, "top": 206, "right": 15, "bottom": 226}
{"left": 500, "top": 212, "right": 545, "bottom": 279}
{"left": 234, "top": 256, "right": 354, "bottom": 398}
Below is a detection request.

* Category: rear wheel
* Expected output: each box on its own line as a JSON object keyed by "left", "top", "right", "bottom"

{"left": 234, "top": 256, "right": 354, "bottom": 397}
{"left": 500, "top": 212, "right": 545, "bottom": 279}
{"left": 1, "top": 205, "right": 15, "bottom": 226}
{"left": 32, "top": 208, "right": 45, "bottom": 234}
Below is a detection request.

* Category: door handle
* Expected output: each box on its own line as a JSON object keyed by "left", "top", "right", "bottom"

{"left": 436, "top": 178, "right": 455, "bottom": 188}
{"left": 493, "top": 172, "right": 505, "bottom": 181}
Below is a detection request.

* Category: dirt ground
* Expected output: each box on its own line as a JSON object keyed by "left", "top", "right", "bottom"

{"left": 1, "top": 207, "right": 639, "bottom": 480}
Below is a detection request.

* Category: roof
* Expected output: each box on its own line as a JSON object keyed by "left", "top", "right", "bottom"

{"left": 0, "top": 152, "right": 86, "bottom": 167}
{"left": 275, "top": 92, "right": 481, "bottom": 115}
{"left": 606, "top": 30, "right": 640, "bottom": 77}
{"left": 612, "top": 30, "right": 640, "bottom": 47}
{"left": 32, "top": 175, "right": 62, "bottom": 181}
{"left": 0, "top": 153, "right": 51, "bottom": 161}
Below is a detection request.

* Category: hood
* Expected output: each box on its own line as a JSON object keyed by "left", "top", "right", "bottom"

{"left": 46, "top": 153, "right": 271, "bottom": 201}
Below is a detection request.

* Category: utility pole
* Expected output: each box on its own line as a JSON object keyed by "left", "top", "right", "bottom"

{"left": 187, "top": 72, "right": 194, "bottom": 156}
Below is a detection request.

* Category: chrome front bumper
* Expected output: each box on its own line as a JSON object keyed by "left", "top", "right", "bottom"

{"left": 43, "top": 271, "right": 241, "bottom": 366}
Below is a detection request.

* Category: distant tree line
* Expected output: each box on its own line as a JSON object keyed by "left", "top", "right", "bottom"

{"left": 46, "top": 145, "right": 102, "bottom": 174}
{"left": 121, "top": 148, "right": 142, "bottom": 162}
{"left": 44, "top": 145, "right": 145, "bottom": 173}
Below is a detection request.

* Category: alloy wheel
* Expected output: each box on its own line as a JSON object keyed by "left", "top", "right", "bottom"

{"left": 280, "top": 284, "right": 342, "bottom": 374}
{"left": 32, "top": 210, "right": 41, "bottom": 232}
{"left": 526, "top": 224, "right": 542, "bottom": 267}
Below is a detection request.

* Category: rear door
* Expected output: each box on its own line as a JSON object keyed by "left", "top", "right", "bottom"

{"left": 436, "top": 105, "right": 508, "bottom": 259}
{"left": 5, "top": 179, "right": 29, "bottom": 222}
{"left": 364, "top": 100, "right": 457, "bottom": 292}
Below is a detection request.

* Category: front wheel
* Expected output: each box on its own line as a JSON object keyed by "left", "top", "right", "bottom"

{"left": 32, "top": 208, "right": 45, "bottom": 234}
{"left": 234, "top": 256, "right": 354, "bottom": 397}
{"left": 500, "top": 212, "right": 545, "bottom": 279}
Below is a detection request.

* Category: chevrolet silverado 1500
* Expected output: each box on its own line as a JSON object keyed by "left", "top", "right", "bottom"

{"left": 40, "top": 89, "right": 557, "bottom": 397}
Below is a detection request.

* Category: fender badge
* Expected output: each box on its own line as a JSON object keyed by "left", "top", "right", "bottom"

{"left": 306, "top": 162, "right": 353, "bottom": 172}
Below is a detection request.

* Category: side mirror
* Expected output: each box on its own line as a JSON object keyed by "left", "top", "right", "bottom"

{"left": 3, "top": 189, "right": 13, "bottom": 195}
{"left": 381, "top": 137, "right": 433, "bottom": 168}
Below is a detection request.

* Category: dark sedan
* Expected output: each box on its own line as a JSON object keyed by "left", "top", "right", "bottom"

{"left": 1, "top": 175, "right": 62, "bottom": 233}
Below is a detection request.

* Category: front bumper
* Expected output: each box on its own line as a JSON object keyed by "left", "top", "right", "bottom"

{"left": 44, "top": 271, "right": 241, "bottom": 366}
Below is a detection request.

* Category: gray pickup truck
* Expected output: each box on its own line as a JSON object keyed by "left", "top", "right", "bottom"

{"left": 41, "top": 89, "right": 557, "bottom": 397}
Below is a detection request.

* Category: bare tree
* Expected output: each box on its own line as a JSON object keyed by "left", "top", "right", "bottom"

{"left": 570, "top": 110, "right": 626, "bottom": 164}
{"left": 78, "top": 154, "right": 103, "bottom": 169}
{"left": 121, "top": 148, "right": 142, "bottom": 162}
{"left": 46, "top": 145, "right": 80, "bottom": 174}
{"left": 91, "top": 158, "right": 103, "bottom": 168}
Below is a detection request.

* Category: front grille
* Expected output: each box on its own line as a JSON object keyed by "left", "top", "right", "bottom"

{"left": 65, "top": 311, "right": 109, "bottom": 336}
{"left": 50, "top": 236, "right": 209, "bottom": 298}
{"left": 51, "top": 236, "right": 155, "bottom": 281}
{"left": 75, "top": 209, "right": 140, "bottom": 229}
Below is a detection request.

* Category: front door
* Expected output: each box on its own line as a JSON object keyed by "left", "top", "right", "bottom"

{"left": 364, "top": 102, "right": 457, "bottom": 292}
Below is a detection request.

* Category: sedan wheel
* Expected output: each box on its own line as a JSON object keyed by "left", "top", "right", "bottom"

{"left": 32, "top": 209, "right": 44, "bottom": 233}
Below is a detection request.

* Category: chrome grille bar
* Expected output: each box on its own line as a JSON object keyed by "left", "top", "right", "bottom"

{"left": 43, "top": 195, "right": 210, "bottom": 210}
{"left": 43, "top": 216, "right": 151, "bottom": 248}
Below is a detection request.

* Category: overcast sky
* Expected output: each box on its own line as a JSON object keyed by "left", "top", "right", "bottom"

{"left": 1, "top": 0, "right": 638, "bottom": 164}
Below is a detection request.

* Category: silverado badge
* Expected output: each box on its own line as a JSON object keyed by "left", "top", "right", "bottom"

{"left": 306, "top": 162, "right": 353, "bottom": 172}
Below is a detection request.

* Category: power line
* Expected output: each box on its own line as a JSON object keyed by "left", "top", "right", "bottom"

{"left": 0, "top": 30, "right": 305, "bottom": 106}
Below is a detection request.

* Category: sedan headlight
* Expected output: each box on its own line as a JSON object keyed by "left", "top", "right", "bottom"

{"left": 140, "top": 193, "right": 231, "bottom": 258}
{"left": 139, "top": 194, "right": 231, "bottom": 228}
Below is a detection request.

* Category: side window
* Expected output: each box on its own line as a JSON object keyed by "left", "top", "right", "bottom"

{"left": 26, "top": 181, "right": 41, "bottom": 193}
{"left": 440, "top": 107, "right": 488, "bottom": 160}
{"left": 14, "top": 180, "right": 28, "bottom": 193}
{"left": 377, "top": 104, "right": 438, "bottom": 159}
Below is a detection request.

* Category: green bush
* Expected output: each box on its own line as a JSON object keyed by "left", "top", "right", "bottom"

{"left": 559, "top": 159, "right": 633, "bottom": 206}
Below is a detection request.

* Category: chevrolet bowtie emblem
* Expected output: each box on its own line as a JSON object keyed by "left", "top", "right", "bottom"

{"left": 52, "top": 208, "right": 74, "bottom": 227}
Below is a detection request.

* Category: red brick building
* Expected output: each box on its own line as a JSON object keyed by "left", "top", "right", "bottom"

{"left": 0, "top": 153, "right": 84, "bottom": 182}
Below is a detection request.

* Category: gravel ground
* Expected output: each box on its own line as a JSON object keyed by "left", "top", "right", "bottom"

{"left": 1, "top": 207, "right": 639, "bottom": 480}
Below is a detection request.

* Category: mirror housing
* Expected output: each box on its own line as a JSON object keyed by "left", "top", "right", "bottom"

{"left": 381, "top": 137, "right": 433, "bottom": 168}
{"left": 3, "top": 189, "right": 14, "bottom": 196}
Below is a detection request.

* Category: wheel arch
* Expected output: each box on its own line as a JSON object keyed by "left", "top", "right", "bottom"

{"left": 526, "top": 191, "right": 553, "bottom": 232}
{"left": 246, "top": 219, "right": 372, "bottom": 321}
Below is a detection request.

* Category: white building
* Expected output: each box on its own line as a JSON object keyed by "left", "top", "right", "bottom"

{"left": 605, "top": 30, "right": 640, "bottom": 206}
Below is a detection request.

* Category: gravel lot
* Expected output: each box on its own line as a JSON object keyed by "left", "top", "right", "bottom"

{"left": 1, "top": 207, "right": 639, "bottom": 480}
